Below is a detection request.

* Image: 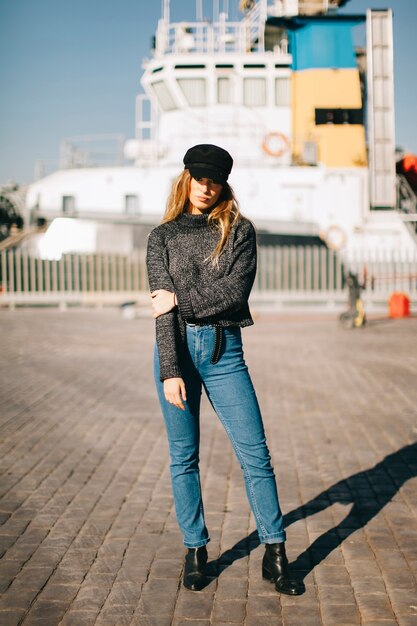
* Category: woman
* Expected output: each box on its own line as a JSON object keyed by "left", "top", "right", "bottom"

{"left": 146, "top": 144, "right": 300, "bottom": 595}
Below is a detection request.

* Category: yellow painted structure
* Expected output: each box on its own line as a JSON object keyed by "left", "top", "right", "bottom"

{"left": 292, "top": 68, "right": 367, "bottom": 167}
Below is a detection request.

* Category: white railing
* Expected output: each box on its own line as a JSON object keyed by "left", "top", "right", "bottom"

{"left": 1, "top": 247, "right": 416, "bottom": 310}
{"left": 156, "top": 20, "right": 261, "bottom": 55}
{"left": 155, "top": 2, "right": 270, "bottom": 57}
{"left": 59, "top": 134, "right": 125, "bottom": 169}
{"left": 0, "top": 250, "right": 148, "bottom": 309}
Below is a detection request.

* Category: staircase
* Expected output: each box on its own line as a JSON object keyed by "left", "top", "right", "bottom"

{"left": 397, "top": 174, "right": 417, "bottom": 241}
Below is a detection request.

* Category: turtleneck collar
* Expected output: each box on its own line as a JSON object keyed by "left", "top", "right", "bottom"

{"left": 177, "top": 211, "right": 212, "bottom": 228}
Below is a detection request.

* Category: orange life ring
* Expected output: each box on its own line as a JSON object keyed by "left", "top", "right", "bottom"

{"left": 323, "top": 225, "right": 347, "bottom": 251}
{"left": 262, "top": 132, "right": 290, "bottom": 157}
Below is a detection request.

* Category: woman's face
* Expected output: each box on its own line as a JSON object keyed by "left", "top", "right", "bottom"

{"left": 188, "top": 176, "right": 223, "bottom": 214}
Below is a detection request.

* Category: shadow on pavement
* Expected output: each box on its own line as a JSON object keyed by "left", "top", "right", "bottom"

{"left": 205, "top": 442, "right": 417, "bottom": 591}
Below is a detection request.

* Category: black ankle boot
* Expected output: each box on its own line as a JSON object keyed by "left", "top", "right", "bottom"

{"left": 262, "top": 543, "right": 301, "bottom": 595}
{"left": 183, "top": 545, "right": 209, "bottom": 591}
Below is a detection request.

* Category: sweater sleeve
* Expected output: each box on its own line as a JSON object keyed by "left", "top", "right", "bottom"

{"left": 146, "top": 228, "right": 182, "bottom": 381}
{"left": 175, "top": 220, "right": 257, "bottom": 320}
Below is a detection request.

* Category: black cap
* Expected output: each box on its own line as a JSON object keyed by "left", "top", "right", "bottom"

{"left": 183, "top": 144, "right": 233, "bottom": 185}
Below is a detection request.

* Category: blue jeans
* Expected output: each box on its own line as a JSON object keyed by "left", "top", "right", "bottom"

{"left": 154, "top": 324, "right": 286, "bottom": 548}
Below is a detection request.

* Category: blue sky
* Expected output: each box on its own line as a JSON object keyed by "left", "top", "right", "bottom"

{"left": 0, "top": 0, "right": 416, "bottom": 184}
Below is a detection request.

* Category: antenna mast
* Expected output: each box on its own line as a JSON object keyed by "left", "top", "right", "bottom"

{"left": 162, "top": 0, "right": 170, "bottom": 23}
{"left": 214, "top": 0, "right": 219, "bottom": 21}
{"left": 196, "top": 0, "right": 203, "bottom": 20}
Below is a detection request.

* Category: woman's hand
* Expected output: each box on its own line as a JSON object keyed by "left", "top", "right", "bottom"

{"left": 163, "top": 377, "right": 187, "bottom": 410}
{"left": 151, "top": 289, "right": 177, "bottom": 318}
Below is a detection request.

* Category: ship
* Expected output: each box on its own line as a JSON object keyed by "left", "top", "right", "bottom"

{"left": 20, "top": 0, "right": 417, "bottom": 260}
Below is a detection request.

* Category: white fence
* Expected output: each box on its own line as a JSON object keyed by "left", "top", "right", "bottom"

{"left": 1, "top": 247, "right": 416, "bottom": 311}
{"left": 0, "top": 250, "right": 148, "bottom": 309}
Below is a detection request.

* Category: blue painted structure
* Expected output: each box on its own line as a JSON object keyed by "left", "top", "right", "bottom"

{"left": 268, "top": 15, "right": 366, "bottom": 70}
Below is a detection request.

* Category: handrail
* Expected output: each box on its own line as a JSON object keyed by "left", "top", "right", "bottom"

{"left": 397, "top": 174, "right": 417, "bottom": 215}
{"left": 0, "top": 226, "right": 46, "bottom": 252}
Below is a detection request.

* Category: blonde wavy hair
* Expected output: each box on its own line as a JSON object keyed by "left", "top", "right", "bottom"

{"left": 162, "top": 169, "right": 242, "bottom": 263}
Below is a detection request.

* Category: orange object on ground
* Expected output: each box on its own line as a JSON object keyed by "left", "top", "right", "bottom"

{"left": 388, "top": 292, "right": 410, "bottom": 318}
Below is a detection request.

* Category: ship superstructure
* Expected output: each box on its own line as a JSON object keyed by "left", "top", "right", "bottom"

{"left": 137, "top": 0, "right": 366, "bottom": 170}
{"left": 24, "top": 0, "right": 417, "bottom": 259}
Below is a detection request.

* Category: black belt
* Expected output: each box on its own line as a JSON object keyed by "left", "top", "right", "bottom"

{"left": 210, "top": 325, "right": 223, "bottom": 364}
{"left": 185, "top": 322, "right": 223, "bottom": 365}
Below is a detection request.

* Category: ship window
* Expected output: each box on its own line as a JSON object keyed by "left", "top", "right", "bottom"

{"left": 62, "top": 195, "right": 75, "bottom": 215}
{"left": 125, "top": 194, "right": 139, "bottom": 215}
{"left": 315, "top": 108, "right": 364, "bottom": 125}
{"left": 151, "top": 80, "right": 177, "bottom": 112}
{"left": 275, "top": 77, "right": 290, "bottom": 106}
{"left": 175, "top": 64, "right": 206, "bottom": 69}
{"left": 177, "top": 78, "right": 206, "bottom": 107}
{"left": 243, "top": 78, "right": 266, "bottom": 107}
{"left": 217, "top": 77, "right": 232, "bottom": 104}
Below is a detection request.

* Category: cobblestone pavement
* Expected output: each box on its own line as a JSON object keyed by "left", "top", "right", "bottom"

{"left": 1, "top": 309, "right": 416, "bottom": 626}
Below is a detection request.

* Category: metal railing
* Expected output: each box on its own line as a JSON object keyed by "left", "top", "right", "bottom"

{"left": 0, "top": 250, "right": 148, "bottom": 309}
{"left": 1, "top": 246, "right": 416, "bottom": 310}
{"left": 154, "top": 1, "right": 271, "bottom": 57}
{"left": 59, "top": 134, "right": 125, "bottom": 169}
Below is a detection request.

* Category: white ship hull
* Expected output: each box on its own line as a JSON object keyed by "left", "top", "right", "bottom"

{"left": 25, "top": 162, "right": 416, "bottom": 259}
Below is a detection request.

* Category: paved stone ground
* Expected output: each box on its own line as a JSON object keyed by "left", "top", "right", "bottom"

{"left": 0, "top": 308, "right": 417, "bottom": 626}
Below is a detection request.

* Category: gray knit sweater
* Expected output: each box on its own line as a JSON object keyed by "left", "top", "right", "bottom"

{"left": 146, "top": 212, "right": 257, "bottom": 381}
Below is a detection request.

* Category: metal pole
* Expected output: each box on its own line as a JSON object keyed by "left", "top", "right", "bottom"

{"left": 214, "top": 0, "right": 219, "bottom": 22}
{"left": 163, "top": 0, "right": 170, "bottom": 23}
